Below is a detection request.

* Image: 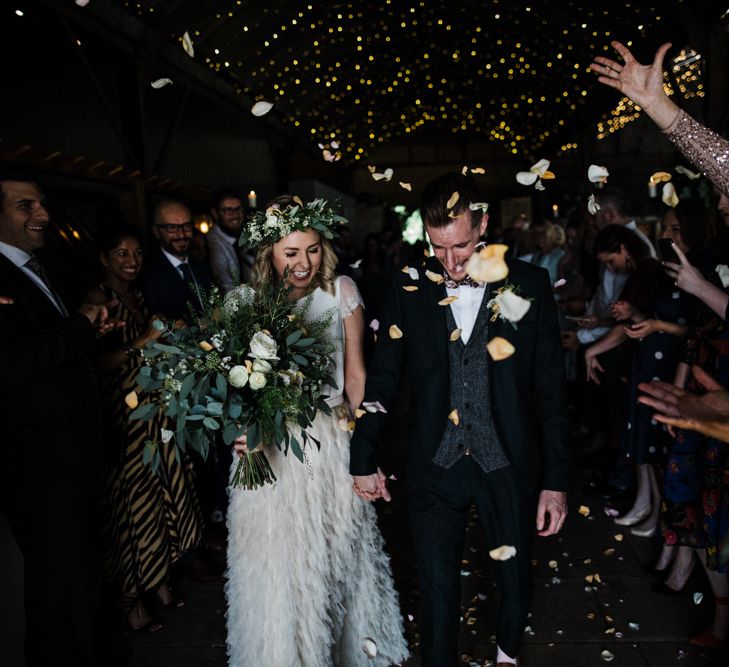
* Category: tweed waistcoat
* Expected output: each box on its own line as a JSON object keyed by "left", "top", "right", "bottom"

{"left": 432, "top": 295, "right": 510, "bottom": 473}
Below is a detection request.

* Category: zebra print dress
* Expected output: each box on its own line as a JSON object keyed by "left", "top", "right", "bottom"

{"left": 98, "top": 285, "right": 202, "bottom": 600}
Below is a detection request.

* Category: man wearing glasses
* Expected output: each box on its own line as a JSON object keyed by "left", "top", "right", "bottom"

{"left": 142, "top": 199, "right": 213, "bottom": 322}
{"left": 207, "top": 188, "right": 248, "bottom": 292}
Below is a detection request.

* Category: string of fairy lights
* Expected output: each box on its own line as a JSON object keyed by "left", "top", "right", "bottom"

{"left": 122, "top": 0, "right": 704, "bottom": 162}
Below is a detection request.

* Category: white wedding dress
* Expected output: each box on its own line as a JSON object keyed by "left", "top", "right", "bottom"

{"left": 225, "top": 275, "right": 409, "bottom": 667}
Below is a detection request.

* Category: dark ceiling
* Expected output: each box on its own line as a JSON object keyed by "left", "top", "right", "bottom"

{"left": 4, "top": 0, "right": 727, "bottom": 169}
{"left": 112, "top": 0, "right": 722, "bottom": 159}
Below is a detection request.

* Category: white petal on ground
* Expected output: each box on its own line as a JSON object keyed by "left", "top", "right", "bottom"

{"left": 588, "top": 164, "right": 609, "bottom": 183}
{"left": 251, "top": 100, "right": 273, "bottom": 116}
{"left": 182, "top": 31, "right": 194, "bottom": 57}
{"left": 151, "top": 78, "right": 173, "bottom": 89}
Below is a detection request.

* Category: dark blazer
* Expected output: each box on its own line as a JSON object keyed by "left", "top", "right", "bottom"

{"left": 350, "top": 256, "right": 570, "bottom": 493}
{"left": 141, "top": 250, "right": 213, "bottom": 322}
{"left": 0, "top": 254, "right": 102, "bottom": 506}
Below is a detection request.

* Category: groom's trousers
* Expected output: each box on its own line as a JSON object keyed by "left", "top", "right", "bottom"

{"left": 409, "top": 458, "right": 536, "bottom": 667}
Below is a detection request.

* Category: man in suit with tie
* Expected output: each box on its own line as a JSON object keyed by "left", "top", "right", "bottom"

{"left": 351, "top": 172, "right": 569, "bottom": 667}
{"left": 0, "top": 162, "right": 121, "bottom": 665}
{"left": 141, "top": 199, "right": 213, "bottom": 322}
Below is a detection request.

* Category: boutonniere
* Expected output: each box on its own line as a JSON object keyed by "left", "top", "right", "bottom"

{"left": 487, "top": 283, "right": 532, "bottom": 328}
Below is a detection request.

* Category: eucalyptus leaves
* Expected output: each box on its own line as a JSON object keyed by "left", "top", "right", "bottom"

{"left": 129, "top": 282, "right": 336, "bottom": 489}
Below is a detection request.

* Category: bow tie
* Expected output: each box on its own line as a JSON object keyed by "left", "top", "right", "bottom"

{"left": 442, "top": 272, "right": 485, "bottom": 289}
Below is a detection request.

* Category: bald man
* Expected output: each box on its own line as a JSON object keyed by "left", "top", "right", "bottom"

{"left": 141, "top": 200, "right": 213, "bottom": 322}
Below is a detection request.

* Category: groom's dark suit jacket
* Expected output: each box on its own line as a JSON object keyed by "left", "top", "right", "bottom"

{"left": 0, "top": 253, "right": 102, "bottom": 505}
{"left": 350, "top": 256, "right": 569, "bottom": 493}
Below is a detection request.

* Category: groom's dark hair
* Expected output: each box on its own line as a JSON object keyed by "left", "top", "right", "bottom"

{"left": 419, "top": 172, "right": 484, "bottom": 229}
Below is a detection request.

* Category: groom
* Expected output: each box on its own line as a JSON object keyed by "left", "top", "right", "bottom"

{"left": 351, "top": 172, "right": 569, "bottom": 666}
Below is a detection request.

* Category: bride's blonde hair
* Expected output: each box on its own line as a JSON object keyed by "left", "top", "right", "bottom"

{"left": 250, "top": 194, "right": 337, "bottom": 295}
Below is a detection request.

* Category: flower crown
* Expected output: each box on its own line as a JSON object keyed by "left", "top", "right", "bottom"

{"left": 239, "top": 197, "right": 345, "bottom": 251}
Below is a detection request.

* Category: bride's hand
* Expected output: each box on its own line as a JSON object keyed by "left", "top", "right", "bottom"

{"left": 233, "top": 433, "right": 248, "bottom": 458}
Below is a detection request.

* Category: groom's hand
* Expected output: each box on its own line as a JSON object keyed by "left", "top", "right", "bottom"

{"left": 536, "top": 489, "right": 567, "bottom": 536}
{"left": 352, "top": 470, "right": 391, "bottom": 503}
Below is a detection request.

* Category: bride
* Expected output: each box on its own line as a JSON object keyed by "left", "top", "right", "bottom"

{"left": 224, "top": 195, "right": 409, "bottom": 667}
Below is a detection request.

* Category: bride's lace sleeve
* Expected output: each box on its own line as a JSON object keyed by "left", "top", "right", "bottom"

{"left": 337, "top": 275, "right": 364, "bottom": 319}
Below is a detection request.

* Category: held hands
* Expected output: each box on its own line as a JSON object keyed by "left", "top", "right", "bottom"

{"left": 536, "top": 490, "right": 567, "bottom": 537}
{"left": 233, "top": 433, "right": 248, "bottom": 457}
{"left": 352, "top": 468, "right": 391, "bottom": 503}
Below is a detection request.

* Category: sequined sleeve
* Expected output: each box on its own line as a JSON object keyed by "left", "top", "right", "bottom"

{"left": 663, "top": 109, "right": 729, "bottom": 196}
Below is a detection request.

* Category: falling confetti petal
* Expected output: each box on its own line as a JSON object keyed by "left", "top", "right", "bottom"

{"left": 160, "top": 428, "right": 174, "bottom": 444}
{"left": 446, "top": 191, "right": 460, "bottom": 209}
{"left": 399, "top": 182, "right": 412, "bottom": 191}
{"left": 125, "top": 391, "right": 139, "bottom": 409}
{"left": 450, "top": 328, "right": 462, "bottom": 342}
{"left": 601, "top": 650, "right": 614, "bottom": 662}
{"left": 151, "top": 78, "right": 173, "bottom": 89}
{"left": 251, "top": 100, "right": 274, "bottom": 116}
{"left": 662, "top": 182, "right": 679, "bottom": 207}
{"left": 439, "top": 296, "right": 459, "bottom": 306}
{"left": 425, "top": 270, "right": 444, "bottom": 284}
{"left": 487, "top": 336, "right": 515, "bottom": 361}
{"left": 182, "top": 31, "right": 194, "bottom": 57}
{"left": 367, "top": 165, "right": 376, "bottom": 174}
{"left": 465, "top": 243, "right": 509, "bottom": 283}
{"left": 578, "top": 505, "right": 590, "bottom": 517}
{"left": 650, "top": 171, "right": 672, "bottom": 184}
{"left": 588, "top": 164, "right": 609, "bottom": 183}
{"left": 675, "top": 165, "right": 701, "bottom": 179}
{"left": 516, "top": 171, "right": 539, "bottom": 186}
{"left": 349, "top": 259, "right": 363, "bottom": 269}
{"left": 587, "top": 193, "right": 601, "bottom": 215}
{"left": 388, "top": 324, "right": 403, "bottom": 339}
{"left": 535, "top": 180, "right": 546, "bottom": 191}
{"left": 338, "top": 417, "right": 355, "bottom": 432}
{"left": 604, "top": 507, "right": 619, "bottom": 517}
{"left": 362, "top": 637, "right": 377, "bottom": 659}
{"left": 75, "top": 0, "right": 91, "bottom": 6}
{"left": 471, "top": 167, "right": 486, "bottom": 174}
{"left": 372, "top": 168, "right": 394, "bottom": 182}
{"left": 407, "top": 267, "right": 420, "bottom": 280}
{"left": 489, "top": 545, "right": 517, "bottom": 561}
{"left": 553, "top": 278, "right": 567, "bottom": 288}
{"left": 355, "top": 409, "right": 366, "bottom": 419}
{"left": 628, "top": 622, "right": 640, "bottom": 631}
{"left": 469, "top": 202, "right": 489, "bottom": 213}
{"left": 362, "top": 401, "right": 387, "bottom": 414}
{"left": 402, "top": 286, "right": 418, "bottom": 292}
{"left": 461, "top": 165, "right": 468, "bottom": 175}
{"left": 693, "top": 592, "right": 704, "bottom": 605}
{"left": 548, "top": 560, "right": 558, "bottom": 569}
{"left": 448, "top": 409, "right": 460, "bottom": 426}
{"left": 493, "top": 290, "right": 531, "bottom": 323}
{"left": 614, "top": 533, "right": 624, "bottom": 542}
{"left": 716, "top": 265, "right": 729, "bottom": 288}
{"left": 369, "top": 319, "right": 380, "bottom": 332}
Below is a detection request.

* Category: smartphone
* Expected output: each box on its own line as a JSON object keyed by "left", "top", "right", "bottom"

{"left": 658, "top": 238, "right": 679, "bottom": 264}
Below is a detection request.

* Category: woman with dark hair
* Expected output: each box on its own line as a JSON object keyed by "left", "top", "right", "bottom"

{"left": 585, "top": 224, "right": 691, "bottom": 537}
{"left": 86, "top": 224, "right": 202, "bottom": 633}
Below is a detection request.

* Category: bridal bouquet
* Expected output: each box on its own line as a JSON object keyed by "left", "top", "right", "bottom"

{"left": 128, "top": 281, "right": 337, "bottom": 489}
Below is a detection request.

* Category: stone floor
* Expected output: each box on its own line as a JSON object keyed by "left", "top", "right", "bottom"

{"left": 1, "top": 453, "right": 726, "bottom": 666}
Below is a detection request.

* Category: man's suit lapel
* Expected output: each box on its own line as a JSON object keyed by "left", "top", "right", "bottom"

{"left": 0, "top": 254, "right": 65, "bottom": 320}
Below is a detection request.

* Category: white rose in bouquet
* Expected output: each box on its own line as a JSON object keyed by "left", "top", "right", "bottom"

{"left": 228, "top": 365, "right": 250, "bottom": 388}
{"left": 249, "top": 371, "right": 268, "bottom": 390}
{"left": 252, "top": 358, "right": 272, "bottom": 373}
{"left": 249, "top": 330, "right": 279, "bottom": 360}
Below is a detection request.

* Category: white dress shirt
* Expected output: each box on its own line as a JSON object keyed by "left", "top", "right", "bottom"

{"left": 207, "top": 224, "right": 241, "bottom": 293}
{"left": 0, "top": 241, "right": 67, "bottom": 314}
{"left": 445, "top": 283, "right": 487, "bottom": 345}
